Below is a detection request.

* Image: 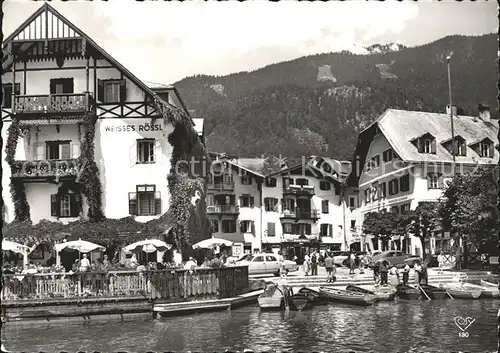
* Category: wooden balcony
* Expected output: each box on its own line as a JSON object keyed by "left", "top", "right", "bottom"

{"left": 13, "top": 93, "right": 94, "bottom": 117}
{"left": 283, "top": 185, "right": 315, "bottom": 197}
{"left": 10, "top": 159, "right": 80, "bottom": 179}
{"left": 206, "top": 205, "right": 239, "bottom": 215}
{"left": 280, "top": 210, "right": 321, "bottom": 221}
{"left": 207, "top": 181, "right": 235, "bottom": 192}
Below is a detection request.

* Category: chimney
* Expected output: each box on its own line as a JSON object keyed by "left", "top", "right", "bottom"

{"left": 446, "top": 104, "right": 457, "bottom": 117}
{"left": 478, "top": 104, "right": 491, "bottom": 123}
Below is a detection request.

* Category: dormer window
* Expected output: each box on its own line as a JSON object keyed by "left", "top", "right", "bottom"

{"left": 412, "top": 133, "right": 436, "bottom": 154}
{"left": 469, "top": 138, "right": 494, "bottom": 158}
{"left": 442, "top": 136, "right": 467, "bottom": 157}
{"left": 382, "top": 149, "right": 393, "bottom": 163}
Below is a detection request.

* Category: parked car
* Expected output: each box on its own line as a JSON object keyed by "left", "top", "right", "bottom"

{"left": 370, "top": 250, "right": 421, "bottom": 268}
{"left": 235, "top": 253, "right": 298, "bottom": 275}
{"left": 332, "top": 251, "right": 351, "bottom": 267}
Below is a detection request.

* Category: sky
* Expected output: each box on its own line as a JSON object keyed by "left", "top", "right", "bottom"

{"left": 2, "top": 0, "right": 497, "bottom": 85}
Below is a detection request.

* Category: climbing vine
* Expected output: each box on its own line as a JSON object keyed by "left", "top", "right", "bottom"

{"left": 5, "top": 119, "right": 30, "bottom": 221}
{"left": 77, "top": 112, "right": 104, "bottom": 221}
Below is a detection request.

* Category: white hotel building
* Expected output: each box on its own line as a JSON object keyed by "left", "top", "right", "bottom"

{"left": 2, "top": 4, "right": 203, "bottom": 225}
{"left": 348, "top": 106, "right": 498, "bottom": 257}
{"left": 206, "top": 156, "right": 361, "bottom": 258}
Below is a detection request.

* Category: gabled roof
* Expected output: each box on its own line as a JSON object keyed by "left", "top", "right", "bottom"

{"left": 440, "top": 135, "right": 466, "bottom": 145}
{"left": 212, "top": 159, "right": 265, "bottom": 178}
{"left": 3, "top": 4, "right": 193, "bottom": 123}
{"left": 192, "top": 118, "right": 204, "bottom": 137}
{"left": 468, "top": 137, "right": 494, "bottom": 146}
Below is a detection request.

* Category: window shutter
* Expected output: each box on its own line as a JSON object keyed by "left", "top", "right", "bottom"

{"left": 460, "top": 141, "right": 466, "bottom": 156}
{"left": 70, "top": 194, "right": 80, "bottom": 217}
{"left": 2, "top": 84, "right": 13, "bottom": 108}
{"left": 417, "top": 139, "right": 423, "bottom": 153}
{"left": 489, "top": 143, "right": 494, "bottom": 158}
{"left": 154, "top": 139, "right": 162, "bottom": 164}
{"left": 129, "top": 141, "right": 137, "bottom": 167}
{"left": 239, "top": 196, "right": 243, "bottom": 207}
{"left": 35, "top": 143, "right": 45, "bottom": 160}
{"left": 63, "top": 78, "right": 74, "bottom": 94}
{"left": 281, "top": 199, "right": 285, "bottom": 212}
{"left": 431, "top": 139, "right": 436, "bottom": 154}
{"left": 51, "top": 194, "right": 59, "bottom": 217}
{"left": 71, "top": 142, "right": 80, "bottom": 159}
{"left": 119, "top": 79, "right": 127, "bottom": 102}
{"left": 14, "top": 83, "right": 20, "bottom": 96}
{"left": 251, "top": 221, "right": 255, "bottom": 235}
{"left": 97, "top": 79, "right": 104, "bottom": 102}
{"left": 250, "top": 196, "right": 255, "bottom": 207}
{"left": 306, "top": 224, "right": 311, "bottom": 235}
{"left": 334, "top": 183, "right": 340, "bottom": 195}
{"left": 128, "top": 192, "right": 137, "bottom": 215}
{"left": 49, "top": 79, "right": 57, "bottom": 94}
{"left": 328, "top": 224, "right": 333, "bottom": 237}
{"left": 154, "top": 191, "right": 162, "bottom": 215}
{"left": 427, "top": 174, "right": 432, "bottom": 189}
{"left": 60, "top": 144, "right": 71, "bottom": 159}
{"left": 437, "top": 173, "right": 444, "bottom": 188}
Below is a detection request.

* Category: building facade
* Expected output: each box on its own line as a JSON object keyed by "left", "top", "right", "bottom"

{"left": 2, "top": 5, "right": 202, "bottom": 227}
{"left": 207, "top": 156, "right": 361, "bottom": 258}
{"left": 349, "top": 106, "right": 499, "bottom": 256}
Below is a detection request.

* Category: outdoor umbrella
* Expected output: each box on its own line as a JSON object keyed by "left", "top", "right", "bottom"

{"left": 124, "top": 239, "right": 170, "bottom": 253}
{"left": 192, "top": 238, "right": 234, "bottom": 250}
{"left": 2, "top": 240, "right": 31, "bottom": 254}
{"left": 54, "top": 239, "right": 106, "bottom": 264}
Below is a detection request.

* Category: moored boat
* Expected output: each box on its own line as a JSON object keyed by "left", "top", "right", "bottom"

{"left": 445, "top": 284, "right": 482, "bottom": 299}
{"left": 346, "top": 284, "right": 395, "bottom": 301}
{"left": 319, "top": 286, "right": 376, "bottom": 306}
{"left": 258, "top": 284, "right": 284, "bottom": 310}
{"left": 289, "top": 293, "right": 311, "bottom": 311}
{"left": 480, "top": 279, "right": 499, "bottom": 287}
{"left": 419, "top": 284, "right": 448, "bottom": 299}
{"left": 465, "top": 282, "right": 499, "bottom": 298}
{"left": 297, "top": 287, "right": 329, "bottom": 304}
{"left": 396, "top": 284, "right": 421, "bottom": 300}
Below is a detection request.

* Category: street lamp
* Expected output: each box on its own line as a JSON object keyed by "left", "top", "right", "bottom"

{"left": 446, "top": 54, "right": 456, "bottom": 165}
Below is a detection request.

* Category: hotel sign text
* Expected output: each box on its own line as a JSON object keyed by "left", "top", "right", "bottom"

{"left": 104, "top": 123, "right": 163, "bottom": 133}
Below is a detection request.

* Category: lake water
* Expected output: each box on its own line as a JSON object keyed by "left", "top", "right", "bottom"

{"left": 3, "top": 299, "right": 499, "bottom": 352}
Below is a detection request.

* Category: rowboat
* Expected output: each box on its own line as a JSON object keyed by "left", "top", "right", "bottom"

{"left": 465, "top": 282, "right": 499, "bottom": 298}
{"left": 346, "top": 284, "right": 396, "bottom": 301}
{"left": 289, "top": 293, "right": 311, "bottom": 311}
{"left": 319, "top": 286, "right": 377, "bottom": 306}
{"left": 418, "top": 284, "right": 448, "bottom": 299}
{"left": 297, "top": 287, "right": 329, "bottom": 305}
{"left": 396, "top": 284, "right": 421, "bottom": 300}
{"left": 445, "top": 284, "right": 482, "bottom": 299}
{"left": 258, "top": 283, "right": 284, "bottom": 310}
{"left": 481, "top": 279, "right": 499, "bottom": 287}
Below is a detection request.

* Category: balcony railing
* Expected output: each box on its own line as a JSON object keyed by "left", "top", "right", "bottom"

{"left": 10, "top": 159, "right": 80, "bottom": 179}
{"left": 283, "top": 185, "right": 315, "bottom": 196}
{"left": 280, "top": 210, "right": 321, "bottom": 220}
{"left": 13, "top": 93, "right": 93, "bottom": 115}
{"left": 207, "top": 181, "right": 235, "bottom": 191}
{"left": 206, "top": 205, "right": 239, "bottom": 214}
{"left": 1, "top": 267, "right": 249, "bottom": 302}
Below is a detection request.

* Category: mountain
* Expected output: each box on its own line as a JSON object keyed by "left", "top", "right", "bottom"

{"left": 174, "top": 34, "right": 497, "bottom": 160}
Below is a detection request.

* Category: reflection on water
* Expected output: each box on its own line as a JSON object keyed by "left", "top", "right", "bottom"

{"left": 3, "top": 299, "right": 499, "bottom": 352}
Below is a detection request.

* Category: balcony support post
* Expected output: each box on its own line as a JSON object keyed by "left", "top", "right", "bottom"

{"left": 85, "top": 55, "right": 90, "bottom": 92}
{"left": 11, "top": 43, "right": 16, "bottom": 109}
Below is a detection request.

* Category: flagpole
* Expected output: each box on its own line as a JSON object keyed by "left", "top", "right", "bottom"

{"left": 446, "top": 54, "right": 456, "bottom": 166}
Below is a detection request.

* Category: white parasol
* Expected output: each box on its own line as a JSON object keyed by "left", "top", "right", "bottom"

{"left": 192, "top": 238, "right": 234, "bottom": 250}
{"left": 124, "top": 239, "right": 171, "bottom": 253}
{"left": 2, "top": 240, "right": 30, "bottom": 254}
{"left": 54, "top": 239, "right": 105, "bottom": 253}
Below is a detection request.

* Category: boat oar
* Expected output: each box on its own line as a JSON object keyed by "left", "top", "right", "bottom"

{"left": 446, "top": 290, "right": 454, "bottom": 299}
{"left": 418, "top": 284, "right": 431, "bottom": 301}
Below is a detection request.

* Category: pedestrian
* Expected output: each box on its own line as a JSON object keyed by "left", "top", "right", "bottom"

{"left": 414, "top": 261, "right": 422, "bottom": 284}
{"left": 421, "top": 261, "right": 429, "bottom": 285}
{"left": 310, "top": 252, "right": 318, "bottom": 276}
{"left": 324, "top": 252, "right": 336, "bottom": 283}
{"left": 349, "top": 252, "right": 356, "bottom": 275}
{"left": 303, "top": 253, "right": 310, "bottom": 276}
{"left": 402, "top": 262, "right": 410, "bottom": 286}
{"left": 379, "top": 260, "right": 389, "bottom": 286}
{"left": 373, "top": 261, "right": 380, "bottom": 283}
{"left": 389, "top": 265, "right": 400, "bottom": 287}
{"left": 358, "top": 255, "right": 365, "bottom": 274}
{"left": 210, "top": 253, "right": 222, "bottom": 268}
{"left": 437, "top": 251, "right": 444, "bottom": 274}
{"left": 79, "top": 254, "right": 90, "bottom": 272}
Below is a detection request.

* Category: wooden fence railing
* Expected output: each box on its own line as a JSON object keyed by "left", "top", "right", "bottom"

{"left": 1, "top": 266, "right": 249, "bottom": 302}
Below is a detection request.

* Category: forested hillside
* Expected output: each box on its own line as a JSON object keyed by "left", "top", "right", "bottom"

{"left": 175, "top": 34, "right": 497, "bottom": 160}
